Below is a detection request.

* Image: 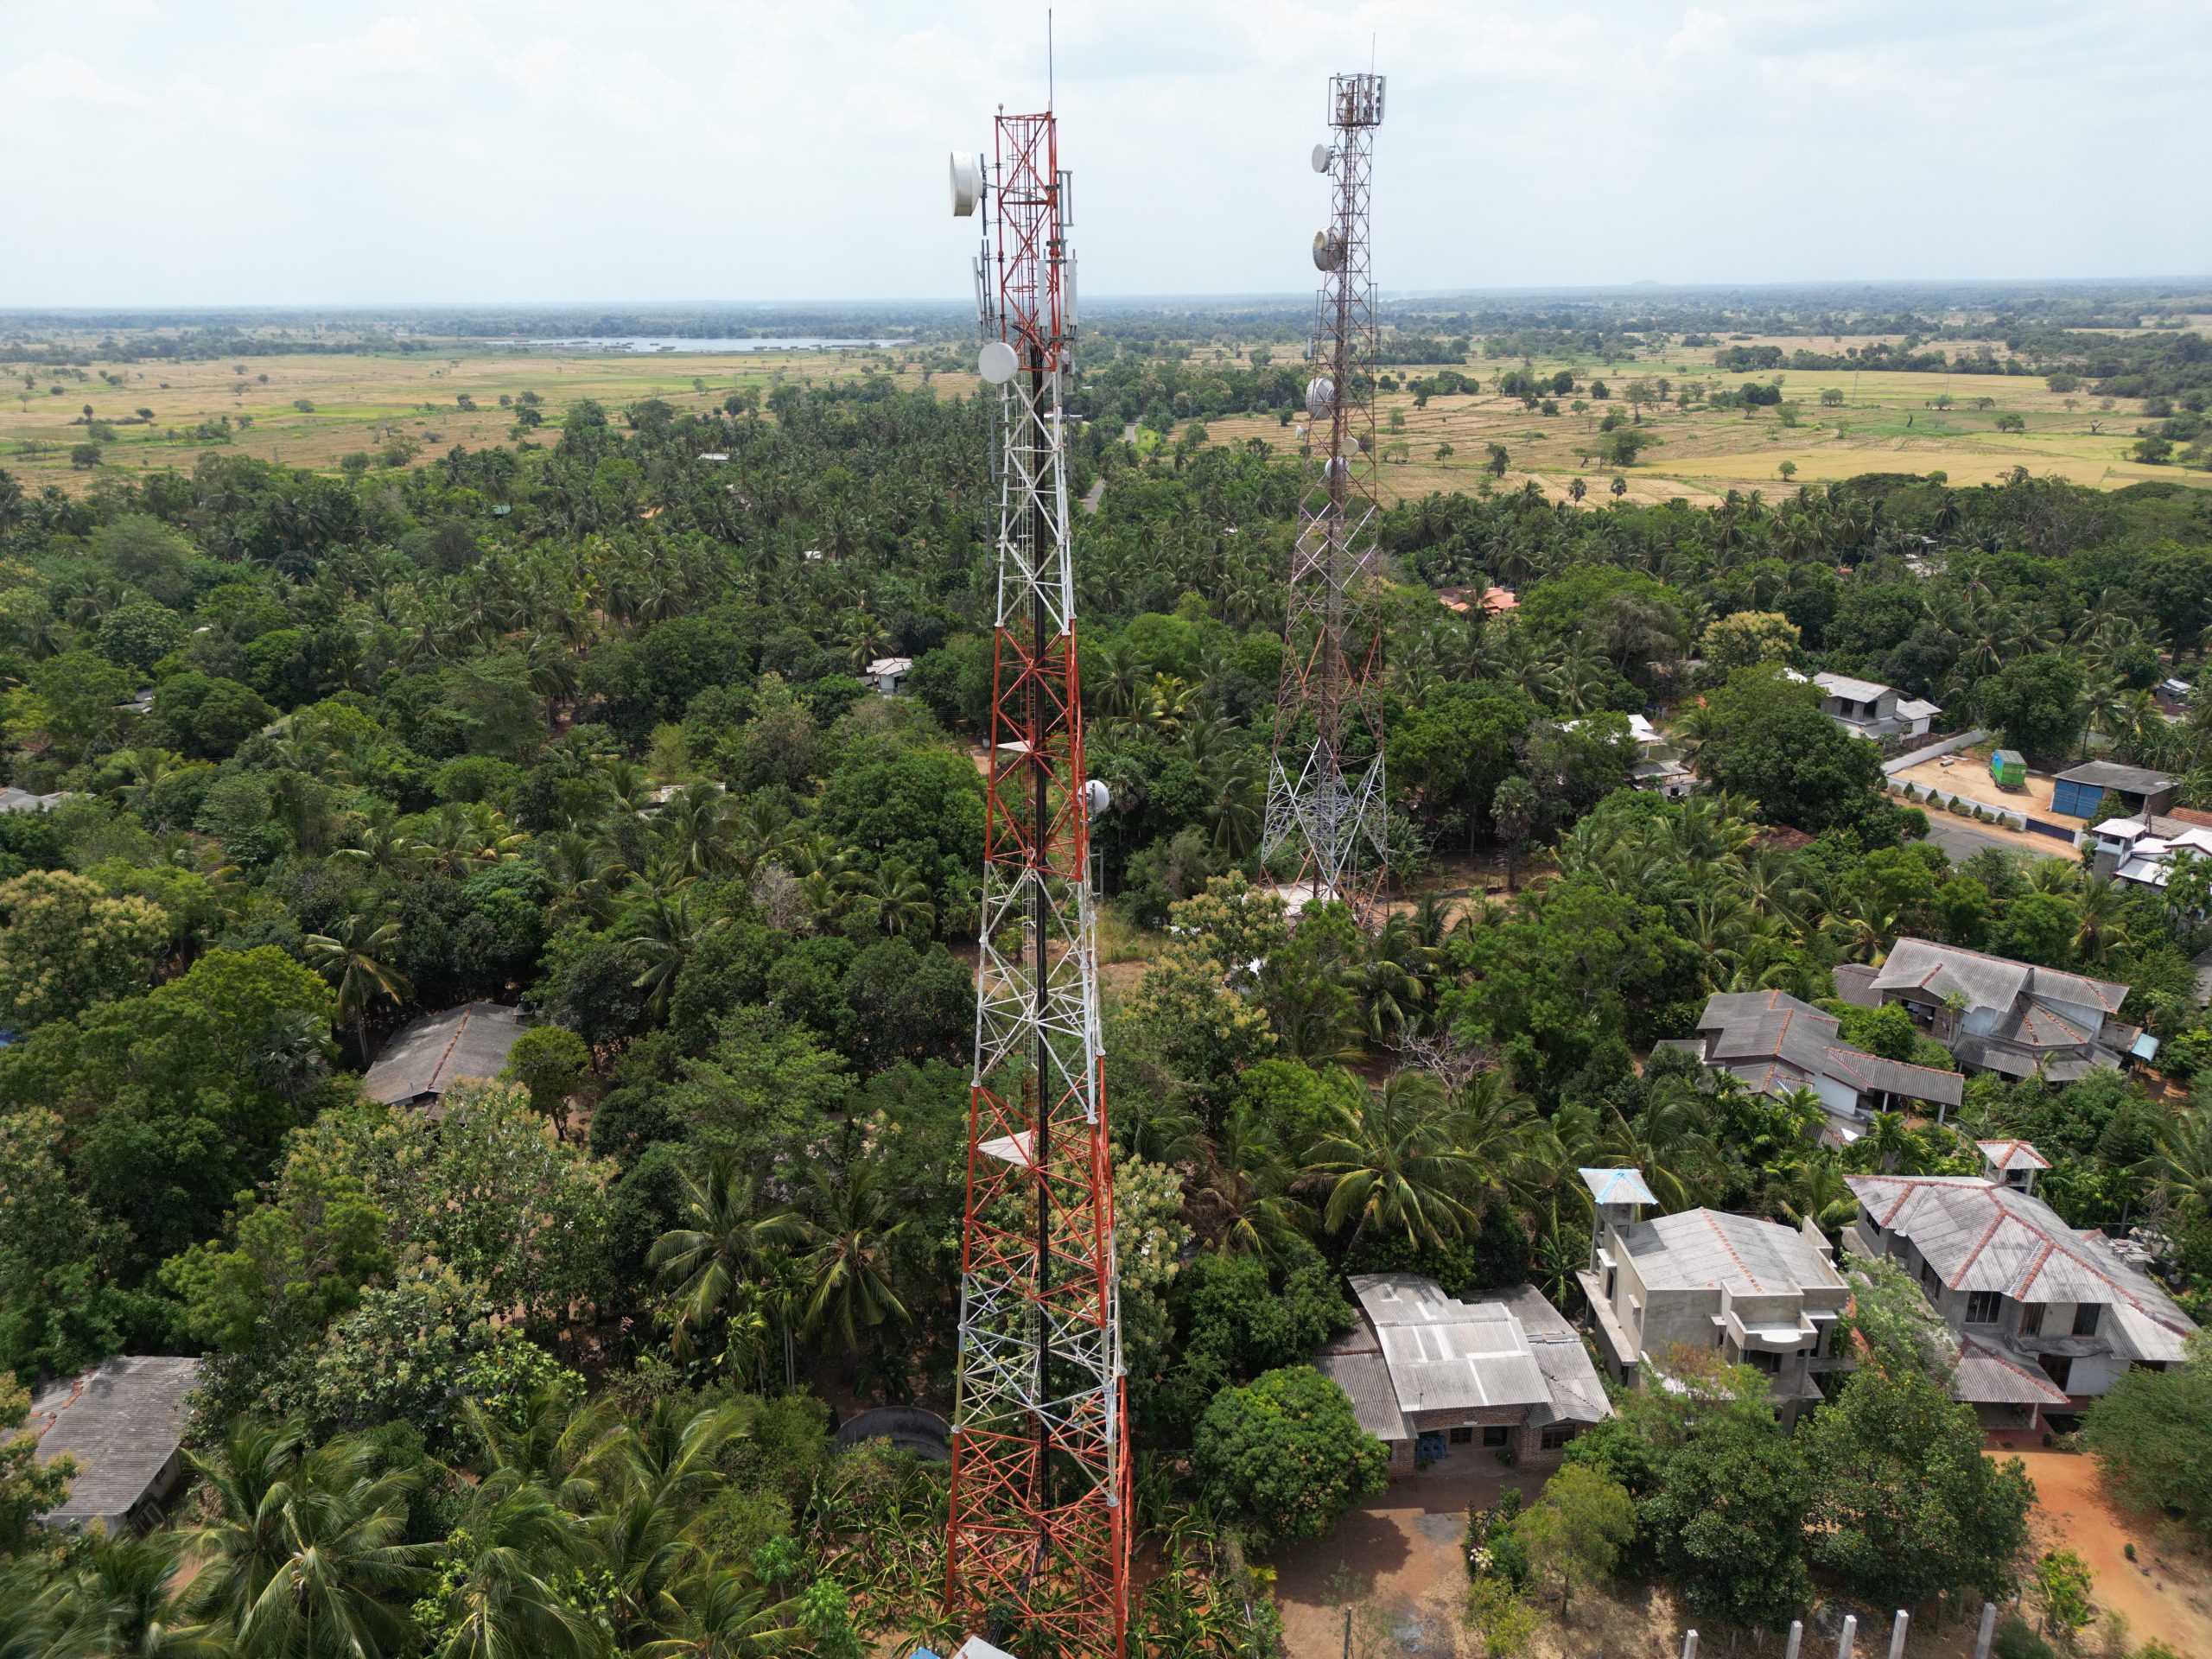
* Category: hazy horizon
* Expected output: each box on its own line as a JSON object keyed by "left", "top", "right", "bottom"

{"left": 5, "top": 275, "right": 2211, "bottom": 323}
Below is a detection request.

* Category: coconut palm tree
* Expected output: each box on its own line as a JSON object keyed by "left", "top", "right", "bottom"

{"left": 635, "top": 1570, "right": 798, "bottom": 1659}
{"left": 865, "top": 856, "right": 936, "bottom": 937}
{"left": 1191, "top": 1107, "right": 1310, "bottom": 1258}
{"left": 791, "top": 1154, "right": 912, "bottom": 1354}
{"left": 422, "top": 1486, "right": 600, "bottom": 1659}
{"left": 186, "top": 1423, "right": 427, "bottom": 1659}
{"left": 620, "top": 889, "right": 726, "bottom": 1017}
{"left": 40, "top": 1529, "right": 228, "bottom": 1659}
{"left": 303, "top": 907, "right": 412, "bottom": 1063}
{"left": 650, "top": 1151, "right": 799, "bottom": 1370}
{"left": 1303, "top": 1070, "right": 1496, "bottom": 1248}
{"left": 2071, "top": 876, "right": 2133, "bottom": 965}
{"left": 2137, "top": 1106, "right": 2212, "bottom": 1228}
{"left": 1199, "top": 749, "right": 1262, "bottom": 859}
{"left": 659, "top": 784, "right": 735, "bottom": 880}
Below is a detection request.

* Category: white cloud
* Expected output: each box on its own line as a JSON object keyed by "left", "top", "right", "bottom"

{"left": 0, "top": 0, "right": 2204, "bottom": 305}
{"left": 2, "top": 49, "right": 144, "bottom": 106}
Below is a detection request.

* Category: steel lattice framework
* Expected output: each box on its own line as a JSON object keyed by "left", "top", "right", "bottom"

{"left": 944, "top": 109, "right": 1129, "bottom": 1659}
{"left": 1264, "top": 73, "right": 1389, "bottom": 916}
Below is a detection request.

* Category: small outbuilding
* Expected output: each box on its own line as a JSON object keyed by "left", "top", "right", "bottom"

{"left": 30, "top": 1356, "right": 201, "bottom": 1533}
{"left": 1989, "top": 749, "right": 2027, "bottom": 790}
{"left": 362, "top": 1001, "right": 528, "bottom": 1112}
{"left": 864, "top": 656, "right": 914, "bottom": 696}
{"left": 2051, "top": 762, "right": 2177, "bottom": 822}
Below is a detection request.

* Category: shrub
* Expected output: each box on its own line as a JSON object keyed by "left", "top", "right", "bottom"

{"left": 1991, "top": 1616, "right": 2058, "bottom": 1659}
{"left": 1192, "top": 1365, "right": 1388, "bottom": 1546}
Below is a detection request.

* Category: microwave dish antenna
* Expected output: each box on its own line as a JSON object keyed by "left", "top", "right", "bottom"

{"left": 949, "top": 150, "right": 982, "bottom": 216}
{"left": 977, "top": 340, "right": 1019, "bottom": 384}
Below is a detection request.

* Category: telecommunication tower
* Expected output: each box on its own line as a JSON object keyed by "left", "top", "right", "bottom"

{"left": 944, "top": 111, "right": 1128, "bottom": 1659}
{"left": 1264, "top": 73, "right": 1389, "bottom": 916}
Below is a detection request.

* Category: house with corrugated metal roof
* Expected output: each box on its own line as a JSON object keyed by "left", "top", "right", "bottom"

{"left": 1833, "top": 938, "right": 2139, "bottom": 1082}
{"left": 1312, "top": 1274, "right": 1609, "bottom": 1476}
{"left": 1573, "top": 1169, "right": 1852, "bottom": 1429}
{"left": 30, "top": 1357, "right": 201, "bottom": 1533}
{"left": 1845, "top": 1141, "right": 2196, "bottom": 1427}
{"left": 362, "top": 1001, "right": 528, "bottom": 1113}
{"left": 1811, "top": 672, "right": 1940, "bottom": 741}
{"left": 1664, "top": 989, "right": 1962, "bottom": 1139}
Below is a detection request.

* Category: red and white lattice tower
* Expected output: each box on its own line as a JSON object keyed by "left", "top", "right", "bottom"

{"left": 944, "top": 111, "right": 1128, "bottom": 1659}
{"left": 1265, "top": 73, "right": 1389, "bottom": 916}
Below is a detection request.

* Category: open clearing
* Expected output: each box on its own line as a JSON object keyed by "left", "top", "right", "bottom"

{"left": 0, "top": 344, "right": 971, "bottom": 492}
{"left": 2008, "top": 1449, "right": 2212, "bottom": 1657}
{"left": 8, "top": 327, "right": 2204, "bottom": 505}
{"left": 1198, "top": 332, "right": 2209, "bottom": 505}
{"left": 1268, "top": 1453, "right": 2130, "bottom": 1659}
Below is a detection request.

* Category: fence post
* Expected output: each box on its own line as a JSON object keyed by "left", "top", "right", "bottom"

{"left": 1836, "top": 1613, "right": 1856, "bottom": 1659}
{"left": 1783, "top": 1621, "right": 1802, "bottom": 1659}
{"left": 1682, "top": 1633, "right": 1699, "bottom": 1659}
{"left": 1888, "top": 1611, "right": 1908, "bottom": 1659}
{"left": 1972, "top": 1600, "right": 1999, "bottom": 1659}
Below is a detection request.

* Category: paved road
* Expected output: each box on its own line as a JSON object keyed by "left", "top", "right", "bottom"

{"left": 1922, "top": 816, "right": 2041, "bottom": 864}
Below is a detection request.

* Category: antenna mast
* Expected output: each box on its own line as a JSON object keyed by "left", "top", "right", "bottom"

{"left": 1265, "top": 72, "right": 1389, "bottom": 917}
{"left": 944, "top": 104, "right": 1128, "bottom": 1659}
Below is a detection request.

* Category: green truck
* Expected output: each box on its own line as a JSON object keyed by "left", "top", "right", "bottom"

{"left": 1989, "top": 749, "right": 2027, "bottom": 790}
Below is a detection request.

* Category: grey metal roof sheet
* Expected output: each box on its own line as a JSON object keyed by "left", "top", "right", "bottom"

{"left": 1813, "top": 672, "right": 1892, "bottom": 704}
{"left": 1342, "top": 1275, "right": 1609, "bottom": 1427}
{"left": 1975, "top": 1140, "right": 2050, "bottom": 1172}
{"left": 1692, "top": 989, "right": 1961, "bottom": 1108}
{"left": 1312, "top": 1346, "right": 1409, "bottom": 1443}
{"left": 1951, "top": 1338, "right": 2071, "bottom": 1408}
{"left": 1495, "top": 1283, "right": 1611, "bottom": 1425}
{"left": 1831, "top": 963, "right": 1883, "bottom": 1008}
{"left": 362, "top": 1001, "right": 526, "bottom": 1106}
{"left": 1847, "top": 1175, "right": 2197, "bottom": 1350}
{"left": 1612, "top": 1208, "right": 1847, "bottom": 1296}
{"left": 30, "top": 1357, "right": 200, "bottom": 1529}
{"left": 2054, "top": 762, "right": 2175, "bottom": 795}
{"left": 1870, "top": 938, "right": 2128, "bottom": 1021}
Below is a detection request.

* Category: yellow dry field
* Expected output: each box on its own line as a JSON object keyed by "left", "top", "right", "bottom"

{"left": 1195, "top": 331, "right": 2209, "bottom": 506}
{"left": 1, "top": 346, "right": 975, "bottom": 492}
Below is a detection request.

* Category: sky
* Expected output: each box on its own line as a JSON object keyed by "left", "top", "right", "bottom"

{"left": 3, "top": 0, "right": 2207, "bottom": 308}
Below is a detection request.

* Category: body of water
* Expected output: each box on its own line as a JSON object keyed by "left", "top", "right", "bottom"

{"left": 504, "top": 336, "right": 906, "bottom": 353}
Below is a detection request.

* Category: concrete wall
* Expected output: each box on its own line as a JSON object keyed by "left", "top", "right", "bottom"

{"left": 1385, "top": 1408, "right": 1579, "bottom": 1478}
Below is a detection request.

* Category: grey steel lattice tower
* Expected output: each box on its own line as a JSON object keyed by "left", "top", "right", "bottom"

{"left": 1264, "top": 73, "right": 1389, "bottom": 916}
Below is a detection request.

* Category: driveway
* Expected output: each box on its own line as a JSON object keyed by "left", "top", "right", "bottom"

{"left": 1268, "top": 1459, "right": 1545, "bottom": 1659}
{"left": 1921, "top": 815, "right": 2053, "bottom": 864}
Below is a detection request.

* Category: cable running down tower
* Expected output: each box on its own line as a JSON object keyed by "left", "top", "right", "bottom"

{"left": 944, "top": 109, "right": 1128, "bottom": 1659}
{"left": 1265, "top": 73, "right": 1389, "bottom": 916}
